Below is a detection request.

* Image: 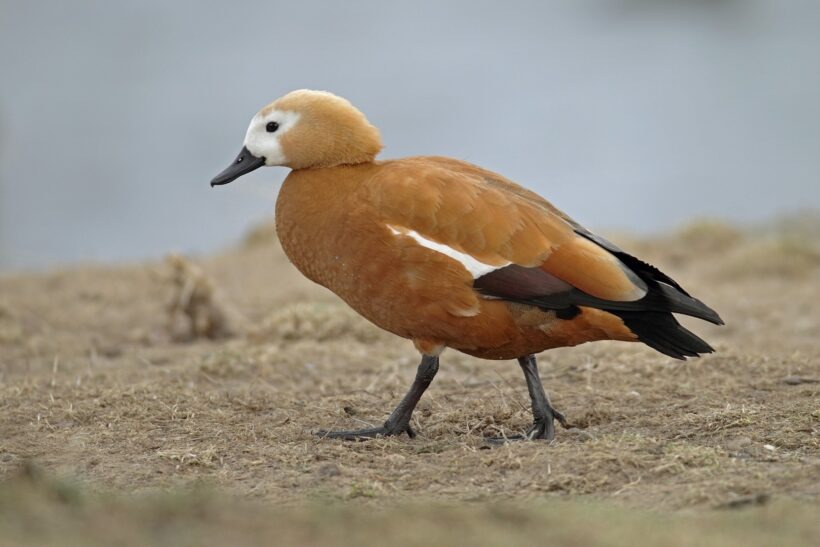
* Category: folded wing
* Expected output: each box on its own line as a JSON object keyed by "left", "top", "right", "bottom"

{"left": 364, "top": 157, "right": 723, "bottom": 359}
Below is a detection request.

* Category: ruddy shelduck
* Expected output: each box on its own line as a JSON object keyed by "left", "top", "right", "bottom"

{"left": 211, "top": 90, "right": 723, "bottom": 442}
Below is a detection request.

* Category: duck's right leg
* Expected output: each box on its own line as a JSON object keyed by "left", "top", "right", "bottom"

{"left": 316, "top": 354, "right": 439, "bottom": 441}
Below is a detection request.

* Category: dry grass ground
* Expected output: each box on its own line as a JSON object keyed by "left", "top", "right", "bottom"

{"left": 1, "top": 213, "right": 819, "bottom": 545}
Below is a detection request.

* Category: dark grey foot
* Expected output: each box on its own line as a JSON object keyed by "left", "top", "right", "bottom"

{"left": 316, "top": 355, "right": 438, "bottom": 442}
{"left": 524, "top": 404, "right": 570, "bottom": 441}
{"left": 485, "top": 404, "right": 570, "bottom": 444}
{"left": 485, "top": 354, "right": 571, "bottom": 444}
{"left": 316, "top": 422, "right": 415, "bottom": 441}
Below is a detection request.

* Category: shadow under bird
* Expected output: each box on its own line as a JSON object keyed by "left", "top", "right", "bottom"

{"left": 211, "top": 90, "right": 723, "bottom": 442}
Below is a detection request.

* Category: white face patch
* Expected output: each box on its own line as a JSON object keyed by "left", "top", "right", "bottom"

{"left": 388, "top": 226, "right": 509, "bottom": 278}
{"left": 243, "top": 109, "right": 301, "bottom": 166}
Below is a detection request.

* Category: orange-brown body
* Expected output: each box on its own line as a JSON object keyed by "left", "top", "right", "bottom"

{"left": 275, "top": 158, "right": 637, "bottom": 360}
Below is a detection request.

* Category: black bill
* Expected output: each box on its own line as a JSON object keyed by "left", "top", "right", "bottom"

{"left": 210, "top": 146, "right": 266, "bottom": 187}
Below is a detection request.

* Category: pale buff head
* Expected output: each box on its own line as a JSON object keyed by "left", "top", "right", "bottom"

{"left": 211, "top": 90, "right": 383, "bottom": 186}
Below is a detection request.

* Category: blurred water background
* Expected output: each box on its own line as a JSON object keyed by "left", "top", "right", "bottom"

{"left": 1, "top": 0, "right": 818, "bottom": 271}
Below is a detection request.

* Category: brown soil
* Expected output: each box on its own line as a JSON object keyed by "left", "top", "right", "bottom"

{"left": 1, "top": 214, "right": 818, "bottom": 545}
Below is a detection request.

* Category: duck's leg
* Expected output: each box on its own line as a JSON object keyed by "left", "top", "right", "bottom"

{"left": 518, "top": 354, "right": 570, "bottom": 439}
{"left": 488, "top": 354, "right": 569, "bottom": 443}
{"left": 317, "top": 355, "right": 439, "bottom": 441}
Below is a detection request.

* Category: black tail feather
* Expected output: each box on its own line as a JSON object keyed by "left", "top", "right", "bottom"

{"left": 607, "top": 249, "right": 721, "bottom": 359}
{"left": 574, "top": 230, "right": 723, "bottom": 359}
{"left": 649, "top": 282, "right": 724, "bottom": 325}
{"left": 565, "top": 282, "right": 724, "bottom": 326}
{"left": 606, "top": 257, "right": 723, "bottom": 325}
{"left": 613, "top": 310, "right": 715, "bottom": 360}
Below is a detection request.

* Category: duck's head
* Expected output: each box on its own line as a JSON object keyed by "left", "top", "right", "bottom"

{"left": 210, "top": 90, "right": 382, "bottom": 186}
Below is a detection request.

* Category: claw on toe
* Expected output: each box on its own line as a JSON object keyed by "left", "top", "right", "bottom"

{"left": 552, "top": 409, "right": 572, "bottom": 430}
{"left": 484, "top": 407, "right": 571, "bottom": 445}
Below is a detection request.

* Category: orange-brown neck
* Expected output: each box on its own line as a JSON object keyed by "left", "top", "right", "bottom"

{"left": 274, "top": 163, "right": 380, "bottom": 286}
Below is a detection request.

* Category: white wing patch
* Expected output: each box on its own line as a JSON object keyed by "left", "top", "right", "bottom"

{"left": 388, "top": 225, "right": 509, "bottom": 278}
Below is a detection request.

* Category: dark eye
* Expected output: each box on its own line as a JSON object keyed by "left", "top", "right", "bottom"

{"left": 266, "top": 121, "right": 279, "bottom": 133}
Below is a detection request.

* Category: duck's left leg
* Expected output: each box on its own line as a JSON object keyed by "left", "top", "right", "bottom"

{"left": 316, "top": 354, "right": 439, "bottom": 441}
{"left": 488, "top": 354, "right": 570, "bottom": 442}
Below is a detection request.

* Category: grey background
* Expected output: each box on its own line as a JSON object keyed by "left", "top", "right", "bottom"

{"left": 1, "top": 0, "right": 818, "bottom": 271}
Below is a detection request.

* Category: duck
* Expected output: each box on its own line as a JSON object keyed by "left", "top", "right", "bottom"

{"left": 211, "top": 89, "right": 723, "bottom": 442}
